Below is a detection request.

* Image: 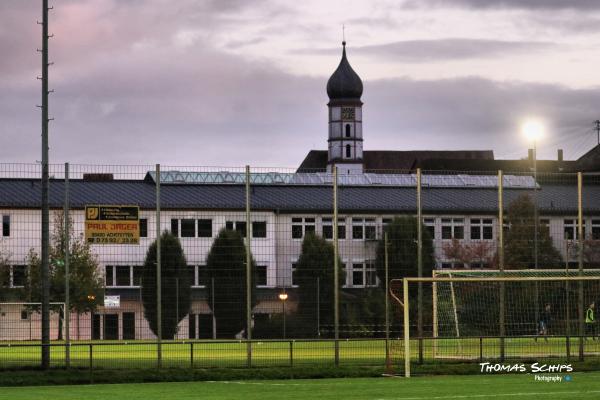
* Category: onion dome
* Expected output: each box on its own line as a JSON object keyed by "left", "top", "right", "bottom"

{"left": 326, "top": 41, "right": 363, "bottom": 101}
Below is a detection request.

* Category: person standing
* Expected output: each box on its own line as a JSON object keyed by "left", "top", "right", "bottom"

{"left": 585, "top": 302, "right": 596, "bottom": 340}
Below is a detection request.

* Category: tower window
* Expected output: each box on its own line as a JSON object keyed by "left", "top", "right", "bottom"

{"left": 345, "top": 124, "right": 351, "bottom": 137}
{"left": 346, "top": 144, "right": 351, "bottom": 158}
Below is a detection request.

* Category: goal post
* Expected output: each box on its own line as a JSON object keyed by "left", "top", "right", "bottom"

{"left": 391, "top": 275, "right": 600, "bottom": 378}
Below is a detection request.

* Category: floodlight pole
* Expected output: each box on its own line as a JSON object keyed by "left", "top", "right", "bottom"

{"left": 403, "top": 278, "right": 410, "bottom": 377}
{"left": 64, "top": 162, "right": 70, "bottom": 367}
{"left": 40, "top": 0, "right": 51, "bottom": 370}
{"left": 532, "top": 141, "right": 540, "bottom": 336}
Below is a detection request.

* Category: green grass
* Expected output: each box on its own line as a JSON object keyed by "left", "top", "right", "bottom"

{"left": 1, "top": 373, "right": 600, "bottom": 400}
{"left": 1, "top": 337, "right": 599, "bottom": 370}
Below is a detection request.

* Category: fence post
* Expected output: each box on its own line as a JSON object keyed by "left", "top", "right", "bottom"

{"left": 416, "top": 168, "right": 423, "bottom": 365}
{"left": 316, "top": 277, "right": 320, "bottom": 337}
{"left": 245, "top": 165, "right": 252, "bottom": 367}
{"left": 64, "top": 162, "right": 70, "bottom": 368}
{"left": 403, "top": 278, "right": 410, "bottom": 378}
{"left": 89, "top": 343, "right": 93, "bottom": 383}
{"left": 498, "top": 170, "right": 505, "bottom": 362}
{"left": 190, "top": 342, "right": 194, "bottom": 367}
{"left": 333, "top": 166, "right": 340, "bottom": 366}
{"left": 577, "top": 172, "right": 584, "bottom": 361}
{"left": 156, "top": 163, "right": 162, "bottom": 368}
{"left": 289, "top": 340, "right": 294, "bottom": 367}
{"left": 384, "top": 232, "right": 390, "bottom": 370}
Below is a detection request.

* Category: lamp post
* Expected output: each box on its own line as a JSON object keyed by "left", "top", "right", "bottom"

{"left": 522, "top": 119, "right": 544, "bottom": 334}
{"left": 522, "top": 119, "right": 544, "bottom": 270}
{"left": 279, "top": 292, "right": 288, "bottom": 339}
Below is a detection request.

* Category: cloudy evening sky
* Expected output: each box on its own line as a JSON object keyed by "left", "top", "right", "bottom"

{"left": 1, "top": 0, "right": 600, "bottom": 167}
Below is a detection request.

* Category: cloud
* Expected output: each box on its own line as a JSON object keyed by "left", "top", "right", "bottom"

{"left": 410, "top": 0, "right": 600, "bottom": 10}
{"left": 296, "top": 39, "right": 558, "bottom": 62}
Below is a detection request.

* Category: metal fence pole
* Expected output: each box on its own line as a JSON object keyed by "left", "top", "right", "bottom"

{"left": 245, "top": 165, "right": 252, "bottom": 367}
{"left": 577, "top": 171, "right": 584, "bottom": 361}
{"left": 416, "top": 168, "right": 423, "bottom": 364}
{"left": 316, "top": 277, "right": 320, "bottom": 337}
{"left": 64, "top": 162, "right": 70, "bottom": 367}
{"left": 498, "top": 170, "right": 505, "bottom": 362}
{"left": 384, "top": 232, "right": 390, "bottom": 370}
{"left": 333, "top": 166, "right": 340, "bottom": 366}
{"left": 403, "top": 278, "right": 410, "bottom": 378}
{"left": 156, "top": 163, "right": 162, "bottom": 367}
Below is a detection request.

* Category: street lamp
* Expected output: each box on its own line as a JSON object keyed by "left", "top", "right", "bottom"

{"left": 521, "top": 119, "right": 544, "bottom": 271}
{"left": 279, "top": 292, "right": 288, "bottom": 339}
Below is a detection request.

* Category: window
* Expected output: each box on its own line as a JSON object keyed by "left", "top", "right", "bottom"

{"left": 470, "top": 218, "right": 493, "bottom": 240}
{"left": 441, "top": 218, "right": 464, "bottom": 240}
{"left": 291, "top": 262, "right": 298, "bottom": 287}
{"left": 115, "top": 265, "right": 131, "bottom": 286}
{"left": 322, "top": 217, "right": 346, "bottom": 240}
{"left": 346, "top": 144, "right": 351, "bottom": 158}
{"left": 352, "top": 218, "right": 376, "bottom": 240}
{"left": 226, "top": 221, "right": 247, "bottom": 237}
{"left": 105, "top": 265, "right": 142, "bottom": 287}
{"left": 349, "top": 261, "right": 378, "bottom": 288}
{"left": 593, "top": 220, "right": 600, "bottom": 240}
{"left": 564, "top": 219, "right": 584, "bottom": 240}
{"left": 255, "top": 265, "right": 267, "bottom": 286}
{"left": 2, "top": 215, "right": 9, "bottom": 237}
{"left": 252, "top": 221, "right": 267, "bottom": 238}
{"left": 21, "top": 310, "right": 29, "bottom": 320}
{"left": 198, "top": 219, "right": 212, "bottom": 238}
{"left": 139, "top": 218, "right": 148, "bottom": 237}
{"left": 105, "top": 265, "right": 114, "bottom": 287}
{"left": 291, "top": 217, "right": 315, "bottom": 239}
{"left": 345, "top": 124, "right": 351, "bottom": 137}
{"left": 197, "top": 265, "right": 208, "bottom": 287}
{"left": 133, "top": 266, "right": 142, "bottom": 286}
{"left": 181, "top": 219, "right": 195, "bottom": 237}
{"left": 12, "top": 265, "right": 26, "bottom": 287}
{"left": 171, "top": 219, "right": 178, "bottom": 236}
{"left": 188, "top": 265, "right": 198, "bottom": 287}
{"left": 424, "top": 218, "right": 435, "bottom": 239}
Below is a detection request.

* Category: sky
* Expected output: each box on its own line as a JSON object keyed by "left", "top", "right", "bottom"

{"left": 1, "top": 0, "right": 600, "bottom": 168}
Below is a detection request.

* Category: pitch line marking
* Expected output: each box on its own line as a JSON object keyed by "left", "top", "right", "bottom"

{"left": 376, "top": 390, "right": 600, "bottom": 400}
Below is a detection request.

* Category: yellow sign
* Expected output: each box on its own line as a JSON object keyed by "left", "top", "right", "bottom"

{"left": 85, "top": 205, "right": 139, "bottom": 244}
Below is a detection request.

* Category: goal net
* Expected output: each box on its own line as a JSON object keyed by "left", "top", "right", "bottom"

{"left": 0, "top": 302, "right": 66, "bottom": 341}
{"left": 389, "top": 275, "right": 600, "bottom": 377}
{"left": 432, "top": 269, "right": 600, "bottom": 339}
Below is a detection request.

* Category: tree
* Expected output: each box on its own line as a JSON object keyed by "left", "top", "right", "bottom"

{"left": 0, "top": 247, "right": 22, "bottom": 302}
{"left": 443, "top": 239, "right": 497, "bottom": 268}
{"left": 27, "top": 212, "right": 104, "bottom": 339}
{"left": 375, "top": 216, "right": 435, "bottom": 282}
{"left": 293, "top": 232, "right": 344, "bottom": 338}
{"left": 505, "top": 195, "right": 562, "bottom": 269}
{"left": 141, "top": 231, "right": 191, "bottom": 339}
{"left": 204, "top": 229, "right": 255, "bottom": 338}
{"left": 374, "top": 216, "right": 436, "bottom": 334}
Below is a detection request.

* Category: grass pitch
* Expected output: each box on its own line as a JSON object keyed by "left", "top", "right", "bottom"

{"left": 0, "top": 373, "right": 599, "bottom": 400}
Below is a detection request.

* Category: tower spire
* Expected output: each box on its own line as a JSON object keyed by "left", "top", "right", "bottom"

{"left": 342, "top": 24, "right": 346, "bottom": 46}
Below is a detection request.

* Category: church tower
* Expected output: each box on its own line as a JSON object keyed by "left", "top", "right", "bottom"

{"left": 326, "top": 41, "right": 364, "bottom": 174}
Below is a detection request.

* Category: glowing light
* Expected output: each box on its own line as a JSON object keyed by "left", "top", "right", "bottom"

{"left": 522, "top": 119, "right": 544, "bottom": 142}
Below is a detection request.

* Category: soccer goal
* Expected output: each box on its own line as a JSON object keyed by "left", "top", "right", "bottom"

{"left": 390, "top": 275, "right": 600, "bottom": 377}
{"left": 0, "top": 302, "right": 66, "bottom": 341}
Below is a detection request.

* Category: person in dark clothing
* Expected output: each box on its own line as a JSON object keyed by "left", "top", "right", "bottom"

{"left": 536, "top": 303, "right": 551, "bottom": 342}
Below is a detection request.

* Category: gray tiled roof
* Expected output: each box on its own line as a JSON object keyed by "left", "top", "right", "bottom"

{"left": 0, "top": 179, "right": 598, "bottom": 215}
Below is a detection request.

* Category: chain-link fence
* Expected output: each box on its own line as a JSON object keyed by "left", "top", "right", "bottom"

{"left": 0, "top": 163, "right": 599, "bottom": 373}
